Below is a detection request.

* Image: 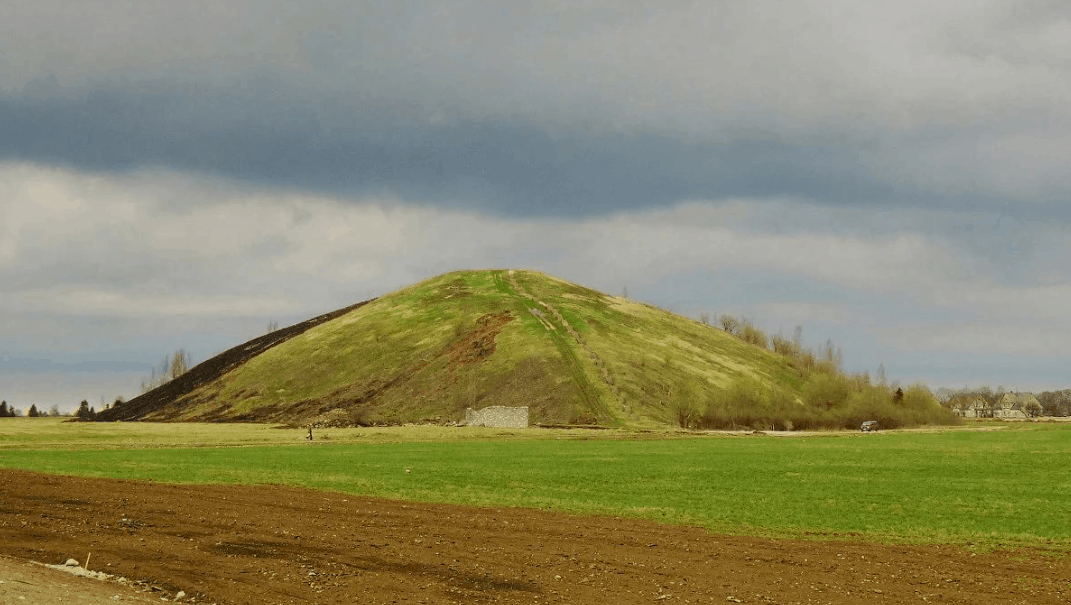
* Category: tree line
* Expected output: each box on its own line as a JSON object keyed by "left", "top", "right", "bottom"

{"left": 675, "top": 313, "right": 956, "bottom": 430}
{"left": 708, "top": 313, "right": 845, "bottom": 378}
{"left": 0, "top": 400, "right": 63, "bottom": 418}
{"left": 671, "top": 369, "right": 955, "bottom": 431}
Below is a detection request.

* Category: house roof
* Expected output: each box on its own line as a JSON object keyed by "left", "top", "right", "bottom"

{"left": 997, "top": 392, "right": 1040, "bottom": 409}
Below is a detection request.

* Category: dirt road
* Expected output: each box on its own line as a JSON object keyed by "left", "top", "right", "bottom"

{"left": 1, "top": 470, "right": 1067, "bottom": 604}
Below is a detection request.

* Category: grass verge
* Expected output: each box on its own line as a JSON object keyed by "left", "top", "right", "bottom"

{"left": 0, "top": 419, "right": 1067, "bottom": 549}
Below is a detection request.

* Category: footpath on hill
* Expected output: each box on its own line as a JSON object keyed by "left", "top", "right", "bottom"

{"left": 1, "top": 470, "right": 1068, "bottom": 605}
{"left": 506, "top": 269, "right": 627, "bottom": 423}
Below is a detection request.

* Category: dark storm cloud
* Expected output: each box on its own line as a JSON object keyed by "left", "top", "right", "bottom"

{"left": 1, "top": 79, "right": 938, "bottom": 217}
{"left": 4, "top": 1, "right": 1068, "bottom": 218}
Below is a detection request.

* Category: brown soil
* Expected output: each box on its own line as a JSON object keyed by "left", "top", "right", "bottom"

{"left": 1, "top": 470, "right": 1067, "bottom": 605}
{"left": 0, "top": 555, "right": 163, "bottom": 604}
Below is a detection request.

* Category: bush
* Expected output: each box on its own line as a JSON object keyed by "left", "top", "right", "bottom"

{"left": 802, "top": 373, "right": 852, "bottom": 412}
{"left": 740, "top": 322, "right": 768, "bottom": 349}
{"left": 698, "top": 376, "right": 957, "bottom": 431}
{"left": 699, "top": 376, "right": 798, "bottom": 430}
{"left": 771, "top": 335, "right": 797, "bottom": 357}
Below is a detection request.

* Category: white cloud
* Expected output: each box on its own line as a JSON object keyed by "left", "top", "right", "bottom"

{"left": 569, "top": 203, "right": 969, "bottom": 295}
{"left": 5, "top": 162, "right": 1063, "bottom": 318}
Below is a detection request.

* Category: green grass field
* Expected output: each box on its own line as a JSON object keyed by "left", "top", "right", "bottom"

{"left": 1, "top": 419, "right": 1068, "bottom": 549}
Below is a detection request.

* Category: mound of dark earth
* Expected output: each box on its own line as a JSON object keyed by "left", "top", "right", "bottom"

{"left": 96, "top": 299, "right": 372, "bottom": 422}
{"left": 1, "top": 470, "right": 1067, "bottom": 604}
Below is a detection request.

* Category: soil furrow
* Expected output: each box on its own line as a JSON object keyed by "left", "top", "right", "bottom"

{"left": 1, "top": 470, "right": 1067, "bottom": 605}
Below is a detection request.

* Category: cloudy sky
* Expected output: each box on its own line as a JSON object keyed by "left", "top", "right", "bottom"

{"left": 3, "top": 1, "right": 1070, "bottom": 411}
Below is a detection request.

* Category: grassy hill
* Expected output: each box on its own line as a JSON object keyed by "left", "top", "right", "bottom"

{"left": 101, "top": 270, "right": 803, "bottom": 426}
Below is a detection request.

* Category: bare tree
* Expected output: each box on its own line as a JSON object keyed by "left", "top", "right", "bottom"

{"left": 1023, "top": 399, "right": 1042, "bottom": 418}
{"left": 822, "top": 338, "right": 843, "bottom": 371}
{"left": 1038, "top": 390, "right": 1071, "bottom": 417}
{"left": 935, "top": 387, "right": 956, "bottom": 408}
{"left": 169, "top": 348, "right": 190, "bottom": 381}
{"left": 140, "top": 348, "right": 191, "bottom": 392}
{"left": 718, "top": 314, "right": 741, "bottom": 335}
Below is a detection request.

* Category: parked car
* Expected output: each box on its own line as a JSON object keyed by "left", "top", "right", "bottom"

{"left": 860, "top": 420, "right": 879, "bottom": 432}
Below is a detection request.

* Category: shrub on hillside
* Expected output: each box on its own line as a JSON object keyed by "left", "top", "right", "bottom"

{"left": 670, "top": 378, "right": 704, "bottom": 429}
{"left": 802, "top": 373, "right": 852, "bottom": 412}
{"left": 770, "top": 335, "right": 797, "bottom": 357}
{"left": 740, "top": 321, "right": 768, "bottom": 349}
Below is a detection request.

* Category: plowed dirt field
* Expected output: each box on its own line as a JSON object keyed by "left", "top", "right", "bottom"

{"left": 1, "top": 470, "right": 1067, "bottom": 604}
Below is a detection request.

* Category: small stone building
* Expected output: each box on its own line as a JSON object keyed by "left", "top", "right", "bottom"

{"left": 465, "top": 406, "right": 529, "bottom": 428}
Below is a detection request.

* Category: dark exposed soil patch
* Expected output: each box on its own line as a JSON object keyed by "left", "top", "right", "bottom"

{"left": 1, "top": 470, "right": 1067, "bottom": 604}
{"left": 440, "top": 310, "right": 514, "bottom": 378}
{"left": 96, "top": 299, "right": 375, "bottom": 422}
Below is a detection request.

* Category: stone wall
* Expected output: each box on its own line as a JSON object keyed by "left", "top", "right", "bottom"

{"left": 465, "top": 406, "right": 529, "bottom": 428}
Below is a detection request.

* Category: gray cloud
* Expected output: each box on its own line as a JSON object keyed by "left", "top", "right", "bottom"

{"left": 0, "top": 82, "right": 911, "bottom": 217}
{"left": 4, "top": 164, "right": 1070, "bottom": 409}
{"left": 2, "top": 1, "right": 1070, "bottom": 217}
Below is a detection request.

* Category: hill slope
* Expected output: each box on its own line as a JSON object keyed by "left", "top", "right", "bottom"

{"left": 102, "top": 270, "right": 802, "bottom": 426}
{"left": 96, "top": 300, "right": 374, "bottom": 422}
